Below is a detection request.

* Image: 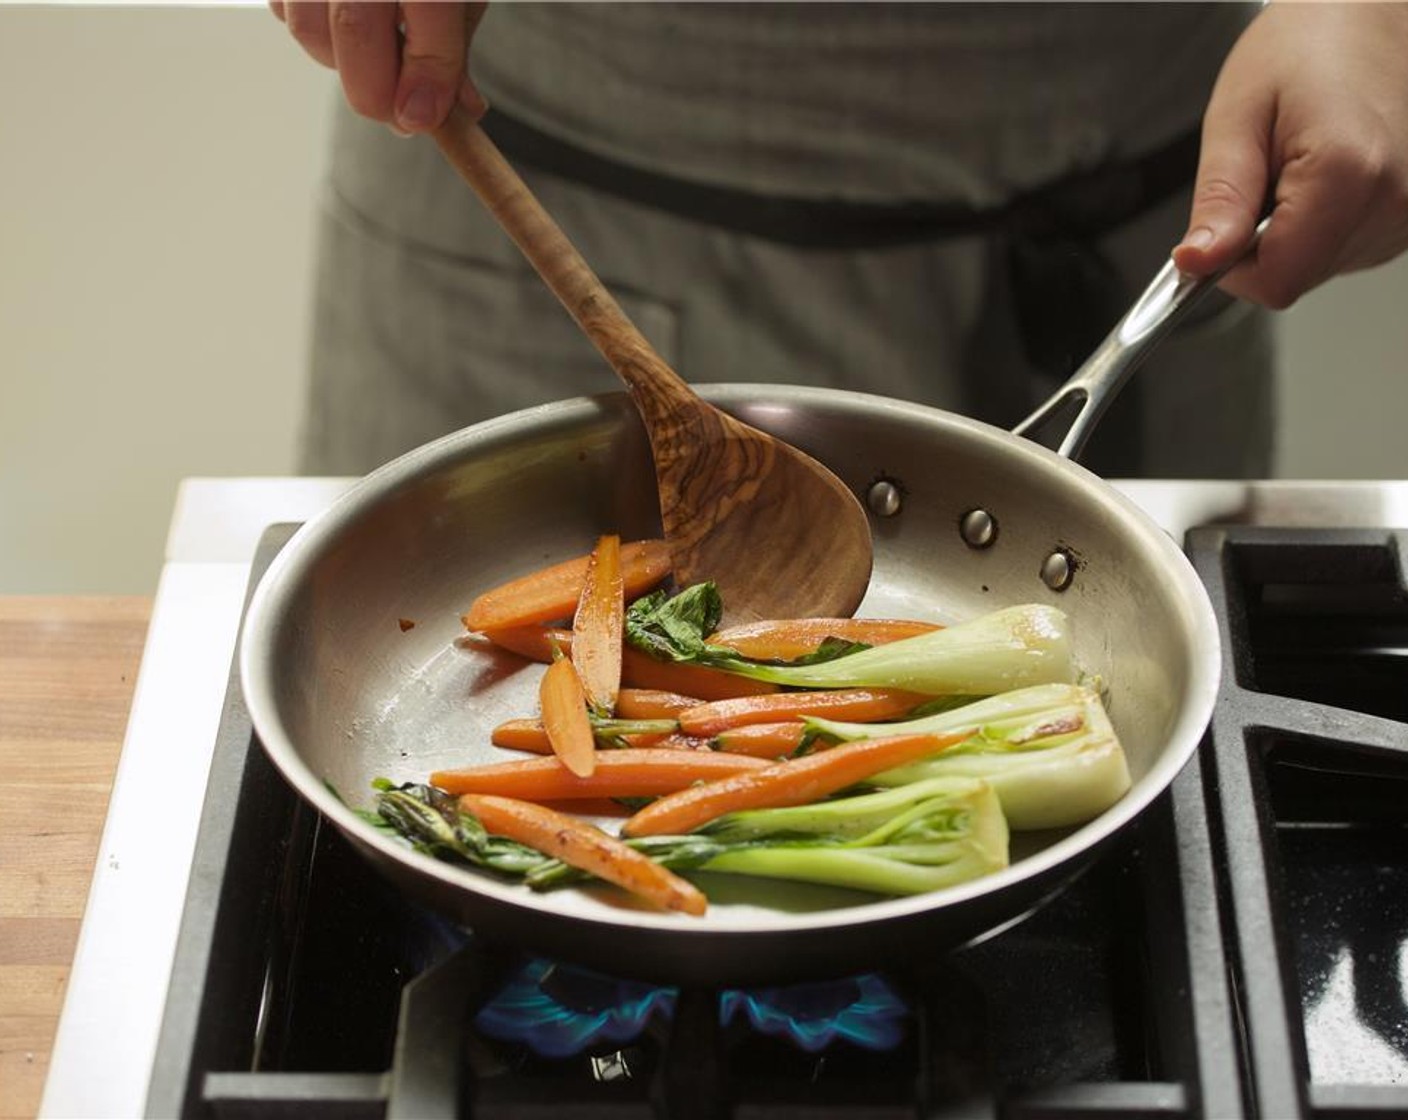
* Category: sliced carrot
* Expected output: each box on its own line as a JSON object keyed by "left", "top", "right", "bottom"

{"left": 620, "top": 729, "right": 972, "bottom": 838}
{"left": 463, "top": 539, "right": 671, "bottom": 632}
{"left": 621, "top": 646, "right": 779, "bottom": 701}
{"left": 572, "top": 535, "right": 624, "bottom": 715}
{"left": 479, "top": 625, "right": 571, "bottom": 663}
{"left": 460, "top": 794, "right": 707, "bottom": 916}
{"left": 540, "top": 657, "right": 596, "bottom": 777}
{"left": 708, "top": 617, "right": 943, "bottom": 661}
{"left": 492, "top": 717, "right": 555, "bottom": 753}
{"left": 614, "top": 688, "right": 704, "bottom": 720}
{"left": 431, "top": 748, "right": 770, "bottom": 801}
{"left": 490, "top": 718, "right": 686, "bottom": 755}
{"left": 677, "top": 688, "right": 930, "bottom": 738}
{"left": 642, "top": 732, "right": 714, "bottom": 752}
{"left": 712, "top": 721, "right": 806, "bottom": 758}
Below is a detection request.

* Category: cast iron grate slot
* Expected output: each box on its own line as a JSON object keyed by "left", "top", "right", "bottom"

{"left": 1266, "top": 740, "right": 1408, "bottom": 827}
{"left": 1265, "top": 737, "right": 1408, "bottom": 1094}
{"left": 1226, "top": 532, "right": 1408, "bottom": 722}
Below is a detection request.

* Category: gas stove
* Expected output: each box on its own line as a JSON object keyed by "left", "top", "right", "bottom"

{"left": 39, "top": 479, "right": 1408, "bottom": 1119}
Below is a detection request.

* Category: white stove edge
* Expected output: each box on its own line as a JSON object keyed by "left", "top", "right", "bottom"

{"left": 38, "top": 476, "right": 1408, "bottom": 1119}
{"left": 40, "top": 479, "right": 353, "bottom": 1120}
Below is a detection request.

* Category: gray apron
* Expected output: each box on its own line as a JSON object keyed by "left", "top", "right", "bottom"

{"left": 299, "top": 2, "right": 1272, "bottom": 479}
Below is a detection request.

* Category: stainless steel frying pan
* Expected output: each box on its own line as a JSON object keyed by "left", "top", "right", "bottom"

{"left": 237, "top": 390, "right": 1217, "bottom": 985}
{"left": 240, "top": 236, "right": 1255, "bottom": 986}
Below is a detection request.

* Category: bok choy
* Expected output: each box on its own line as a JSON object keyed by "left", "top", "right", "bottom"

{"left": 806, "top": 683, "right": 1130, "bottom": 831}
{"left": 530, "top": 777, "right": 1008, "bottom": 897}
{"left": 372, "top": 778, "right": 1008, "bottom": 900}
{"left": 627, "top": 584, "right": 1076, "bottom": 696}
{"left": 372, "top": 781, "right": 550, "bottom": 876}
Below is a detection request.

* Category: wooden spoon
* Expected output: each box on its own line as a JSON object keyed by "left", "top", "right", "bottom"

{"left": 433, "top": 105, "right": 872, "bottom": 622}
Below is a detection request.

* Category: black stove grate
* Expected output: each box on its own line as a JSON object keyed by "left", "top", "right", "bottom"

{"left": 1187, "top": 527, "right": 1408, "bottom": 1120}
{"left": 145, "top": 525, "right": 1408, "bottom": 1118}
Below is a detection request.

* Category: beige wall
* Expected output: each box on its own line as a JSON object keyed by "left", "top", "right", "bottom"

{"left": 0, "top": 5, "right": 330, "bottom": 593}
{"left": 1277, "top": 254, "right": 1408, "bottom": 479}
{"left": 2, "top": 5, "right": 1406, "bottom": 594}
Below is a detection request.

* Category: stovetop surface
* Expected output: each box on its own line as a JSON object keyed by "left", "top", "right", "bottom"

{"left": 141, "top": 520, "right": 1408, "bottom": 1119}
{"left": 38, "top": 480, "right": 1408, "bottom": 1120}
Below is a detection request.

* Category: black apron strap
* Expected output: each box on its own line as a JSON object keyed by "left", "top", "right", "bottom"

{"left": 482, "top": 108, "right": 1200, "bottom": 251}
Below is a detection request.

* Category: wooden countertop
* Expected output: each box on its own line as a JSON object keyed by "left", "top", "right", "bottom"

{"left": 0, "top": 596, "right": 151, "bottom": 1120}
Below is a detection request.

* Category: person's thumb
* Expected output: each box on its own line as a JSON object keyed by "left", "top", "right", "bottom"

{"left": 1171, "top": 89, "right": 1272, "bottom": 277}
{"left": 394, "top": 2, "right": 488, "bottom": 134}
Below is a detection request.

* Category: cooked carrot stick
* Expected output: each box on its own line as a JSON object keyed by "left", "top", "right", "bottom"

{"left": 572, "top": 535, "right": 624, "bottom": 715}
{"left": 621, "top": 646, "right": 779, "bottom": 701}
{"left": 460, "top": 794, "right": 707, "bottom": 916}
{"left": 615, "top": 688, "right": 704, "bottom": 720}
{"left": 643, "top": 732, "right": 714, "bottom": 752}
{"left": 677, "top": 688, "right": 931, "bottom": 738}
{"left": 462, "top": 539, "right": 671, "bottom": 632}
{"left": 708, "top": 617, "right": 942, "bottom": 661}
{"left": 492, "top": 718, "right": 556, "bottom": 753}
{"left": 479, "top": 625, "right": 572, "bottom": 663}
{"left": 431, "top": 748, "right": 770, "bottom": 800}
{"left": 712, "top": 721, "right": 806, "bottom": 758}
{"left": 540, "top": 658, "right": 596, "bottom": 777}
{"left": 490, "top": 718, "right": 685, "bottom": 754}
{"left": 620, "top": 730, "right": 972, "bottom": 838}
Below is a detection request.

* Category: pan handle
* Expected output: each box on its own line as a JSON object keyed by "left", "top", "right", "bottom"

{"left": 1012, "top": 217, "right": 1270, "bottom": 461}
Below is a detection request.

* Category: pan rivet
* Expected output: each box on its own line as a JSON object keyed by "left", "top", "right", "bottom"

{"left": 1040, "top": 550, "right": 1075, "bottom": 592}
{"left": 866, "top": 479, "right": 903, "bottom": 517}
{"left": 960, "top": 509, "right": 997, "bottom": 549}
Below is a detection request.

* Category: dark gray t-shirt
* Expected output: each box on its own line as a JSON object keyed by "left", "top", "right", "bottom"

{"left": 473, "top": 2, "right": 1257, "bottom": 208}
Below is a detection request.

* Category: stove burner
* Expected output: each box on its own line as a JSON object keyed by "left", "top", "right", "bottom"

{"left": 473, "top": 958, "right": 907, "bottom": 1058}
{"left": 474, "top": 958, "right": 675, "bottom": 1058}
{"left": 720, "top": 973, "right": 907, "bottom": 1052}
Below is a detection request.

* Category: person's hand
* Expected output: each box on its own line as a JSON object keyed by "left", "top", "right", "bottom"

{"left": 269, "top": 1, "right": 487, "bottom": 134}
{"left": 1172, "top": 2, "right": 1408, "bottom": 308}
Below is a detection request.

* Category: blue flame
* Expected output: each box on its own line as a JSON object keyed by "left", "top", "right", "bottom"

{"left": 474, "top": 959, "right": 676, "bottom": 1058}
{"left": 474, "top": 959, "right": 907, "bottom": 1058}
{"left": 721, "top": 974, "right": 907, "bottom": 1052}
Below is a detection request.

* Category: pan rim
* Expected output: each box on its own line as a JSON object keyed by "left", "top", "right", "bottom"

{"left": 240, "top": 383, "right": 1221, "bottom": 937}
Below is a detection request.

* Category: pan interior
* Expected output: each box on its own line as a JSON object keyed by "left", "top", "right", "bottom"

{"left": 246, "top": 386, "right": 1217, "bottom": 931}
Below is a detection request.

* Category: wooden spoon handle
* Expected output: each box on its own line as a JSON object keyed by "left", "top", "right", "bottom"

{"left": 432, "top": 103, "right": 692, "bottom": 423}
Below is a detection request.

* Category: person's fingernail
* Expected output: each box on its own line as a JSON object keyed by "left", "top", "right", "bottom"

{"left": 396, "top": 85, "right": 438, "bottom": 131}
{"left": 1182, "top": 226, "right": 1215, "bottom": 251}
